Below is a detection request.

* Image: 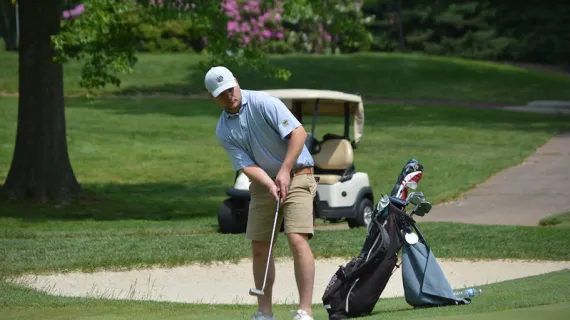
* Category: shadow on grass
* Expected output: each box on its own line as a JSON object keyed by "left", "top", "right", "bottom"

{"left": 65, "top": 96, "right": 220, "bottom": 118}
{"left": 0, "top": 180, "right": 228, "bottom": 222}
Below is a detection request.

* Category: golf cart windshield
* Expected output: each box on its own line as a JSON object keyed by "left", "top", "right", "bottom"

{"left": 262, "top": 89, "right": 364, "bottom": 146}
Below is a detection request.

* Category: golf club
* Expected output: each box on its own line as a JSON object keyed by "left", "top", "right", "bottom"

{"left": 249, "top": 195, "right": 281, "bottom": 296}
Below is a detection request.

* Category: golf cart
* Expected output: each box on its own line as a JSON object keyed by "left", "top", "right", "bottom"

{"left": 218, "top": 89, "right": 374, "bottom": 234}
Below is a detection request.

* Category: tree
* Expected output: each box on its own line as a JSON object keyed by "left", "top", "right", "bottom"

{"left": 1, "top": 0, "right": 291, "bottom": 204}
{"left": 1, "top": 0, "right": 372, "bottom": 204}
{"left": 0, "top": 0, "right": 18, "bottom": 51}
{"left": 1, "top": 0, "right": 81, "bottom": 203}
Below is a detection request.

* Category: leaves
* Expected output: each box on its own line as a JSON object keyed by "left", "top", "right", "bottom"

{"left": 51, "top": 0, "right": 297, "bottom": 96}
{"left": 52, "top": 0, "right": 141, "bottom": 97}
{"left": 49, "top": 0, "right": 376, "bottom": 96}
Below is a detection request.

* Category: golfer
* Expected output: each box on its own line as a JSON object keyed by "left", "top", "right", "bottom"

{"left": 205, "top": 66, "right": 317, "bottom": 320}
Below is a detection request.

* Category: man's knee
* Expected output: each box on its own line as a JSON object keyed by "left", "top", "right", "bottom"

{"left": 286, "top": 233, "right": 311, "bottom": 253}
{"left": 252, "top": 240, "right": 272, "bottom": 258}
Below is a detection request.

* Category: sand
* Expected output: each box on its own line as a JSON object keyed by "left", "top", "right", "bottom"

{"left": 10, "top": 257, "right": 570, "bottom": 305}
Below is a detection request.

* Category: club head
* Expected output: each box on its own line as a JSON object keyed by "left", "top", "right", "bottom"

{"left": 411, "top": 200, "right": 432, "bottom": 216}
{"left": 249, "top": 288, "right": 264, "bottom": 296}
{"left": 406, "top": 191, "right": 424, "bottom": 202}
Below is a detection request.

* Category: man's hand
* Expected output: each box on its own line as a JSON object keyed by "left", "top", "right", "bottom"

{"left": 268, "top": 182, "right": 280, "bottom": 202}
{"left": 275, "top": 169, "right": 291, "bottom": 204}
{"left": 275, "top": 126, "right": 307, "bottom": 204}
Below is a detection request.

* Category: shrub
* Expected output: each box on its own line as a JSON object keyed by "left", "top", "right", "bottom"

{"left": 263, "top": 40, "right": 295, "bottom": 54}
{"left": 135, "top": 19, "right": 200, "bottom": 53}
{"left": 281, "top": 0, "right": 373, "bottom": 54}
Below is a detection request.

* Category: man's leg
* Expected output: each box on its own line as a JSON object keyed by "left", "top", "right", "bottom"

{"left": 247, "top": 182, "right": 283, "bottom": 316}
{"left": 252, "top": 239, "right": 276, "bottom": 314}
{"left": 286, "top": 232, "right": 315, "bottom": 315}
{"left": 283, "top": 174, "right": 318, "bottom": 316}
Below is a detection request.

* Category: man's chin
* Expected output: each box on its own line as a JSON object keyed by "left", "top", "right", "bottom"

{"left": 226, "top": 105, "right": 240, "bottom": 113}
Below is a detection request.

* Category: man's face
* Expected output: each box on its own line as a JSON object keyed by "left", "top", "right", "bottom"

{"left": 209, "top": 80, "right": 242, "bottom": 113}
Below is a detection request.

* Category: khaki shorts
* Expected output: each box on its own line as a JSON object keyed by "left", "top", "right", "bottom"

{"left": 246, "top": 173, "right": 318, "bottom": 242}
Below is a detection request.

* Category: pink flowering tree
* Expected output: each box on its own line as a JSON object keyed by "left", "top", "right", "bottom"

{"left": 52, "top": 0, "right": 292, "bottom": 95}
{"left": 62, "top": 4, "right": 86, "bottom": 19}
{"left": 222, "top": 0, "right": 285, "bottom": 50}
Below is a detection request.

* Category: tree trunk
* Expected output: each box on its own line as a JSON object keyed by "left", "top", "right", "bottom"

{"left": 1, "top": 0, "right": 81, "bottom": 204}
{"left": 0, "top": 0, "right": 18, "bottom": 51}
{"left": 396, "top": 0, "right": 405, "bottom": 51}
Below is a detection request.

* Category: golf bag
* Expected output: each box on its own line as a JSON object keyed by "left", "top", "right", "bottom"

{"left": 401, "top": 218, "right": 471, "bottom": 308}
{"left": 321, "top": 199, "right": 409, "bottom": 319}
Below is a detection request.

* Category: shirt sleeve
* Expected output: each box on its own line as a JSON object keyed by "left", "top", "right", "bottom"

{"left": 262, "top": 96, "right": 302, "bottom": 139}
{"left": 217, "top": 136, "right": 255, "bottom": 172}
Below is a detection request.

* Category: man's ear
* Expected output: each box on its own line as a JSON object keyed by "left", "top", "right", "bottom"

{"left": 208, "top": 93, "right": 214, "bottom": 99}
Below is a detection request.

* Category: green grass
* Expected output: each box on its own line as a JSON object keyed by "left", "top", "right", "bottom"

{"left": 2, "top": 50, "right": 570, "bottom": 104}
{"left": 1, "top": 222, "right": 570, "bottom": 277}
{"left": 1, "top": 93, "right": 570, "bottom": 319}
{"left": 420, "top": 303, "right": 570, "bottom": 320}
{"left": 2, "top": 269, "right": 570, "bottom": 320}
{"left": 1, "top": 97, "right": 570, "bottom": 276}
{"left": 539, "top": 211, "right": 570, "bottom": 227}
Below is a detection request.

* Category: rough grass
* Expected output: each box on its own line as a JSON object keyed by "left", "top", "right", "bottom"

{"left": 1, "top": 50, "right": 570, "bottom": 104}
{"left": 1, "top": 222, "right": 569, "bottom": 277}
{"left": 539, "top": 211, "right": 570, "bottom": 227}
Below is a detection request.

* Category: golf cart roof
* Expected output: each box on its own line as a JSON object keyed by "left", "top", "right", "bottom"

{"left": 262, "top": 89, "right": 364, "bottom": 145}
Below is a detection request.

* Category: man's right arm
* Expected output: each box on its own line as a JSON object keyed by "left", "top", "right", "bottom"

{"left": 218, "top": 136, "right": 277, "bottom": 197}
{"left": 242, "top": 165, "right": 277, "bottom": 196}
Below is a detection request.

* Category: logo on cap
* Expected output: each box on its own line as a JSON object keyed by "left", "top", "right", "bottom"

{"left": 216, "top": 75, "right": 224, "bottom": 83}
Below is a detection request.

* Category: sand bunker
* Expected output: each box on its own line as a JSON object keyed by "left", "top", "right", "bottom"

{"left": 10, "top": 258, "right": 570, "bottom": 305}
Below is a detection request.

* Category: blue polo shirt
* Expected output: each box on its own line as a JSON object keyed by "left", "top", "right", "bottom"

{"left": 216, "top": 89, "right": 314, "bottom": 177}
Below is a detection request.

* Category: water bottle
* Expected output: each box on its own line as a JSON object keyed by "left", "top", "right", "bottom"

{"left": 453, "top": 287, "right": 482, "bottom": 299}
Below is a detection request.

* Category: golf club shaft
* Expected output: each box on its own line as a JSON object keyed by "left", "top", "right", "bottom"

{"left": 260, "top": 196, "right": 280, "bottom": 291}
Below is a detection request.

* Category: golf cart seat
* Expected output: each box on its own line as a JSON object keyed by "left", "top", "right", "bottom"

{"left": 313, "top": 138, "right": 354, "bottom": 184}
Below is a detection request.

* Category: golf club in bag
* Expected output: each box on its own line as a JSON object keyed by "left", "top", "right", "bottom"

{"left": 321, "top": 159, "right": 427, "bottom": 319}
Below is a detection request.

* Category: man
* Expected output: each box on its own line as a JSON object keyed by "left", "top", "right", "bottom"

{"left": 205, "top": 66, "right": 317, "bottom": 320}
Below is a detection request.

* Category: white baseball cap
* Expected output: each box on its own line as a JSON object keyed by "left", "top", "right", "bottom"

{"left": 204, "top": 66, "right": 238, "bottom": 97}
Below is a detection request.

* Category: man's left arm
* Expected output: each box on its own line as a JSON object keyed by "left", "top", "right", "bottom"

{"left": 263, "top": 96, "right": 308, "bottom": 200}
{"left": 281, "top": 126, "right": 307, "bottom": 173}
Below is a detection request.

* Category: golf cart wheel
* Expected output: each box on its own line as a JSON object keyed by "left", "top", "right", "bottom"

{"left": 347, "top": 198, "right": 373, "bottom": 229}
{"left": 218, "top": 199, "right": 247, "bottom": 234}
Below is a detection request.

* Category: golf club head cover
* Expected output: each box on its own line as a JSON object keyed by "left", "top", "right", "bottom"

{"left": 390, "top": 158, "right": 424, "bottom": 199}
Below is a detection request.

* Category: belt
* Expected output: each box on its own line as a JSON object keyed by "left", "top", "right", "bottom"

{"left": 265, "top": 167, "right": 314, "bottom": 182}
{"left": 291, "top": 167, "right": 314, "bottom": 177}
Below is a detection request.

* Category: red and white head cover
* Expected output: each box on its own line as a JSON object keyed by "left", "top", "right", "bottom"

{"left": 395, "top": 171, "right": 423, "bottom": 200}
